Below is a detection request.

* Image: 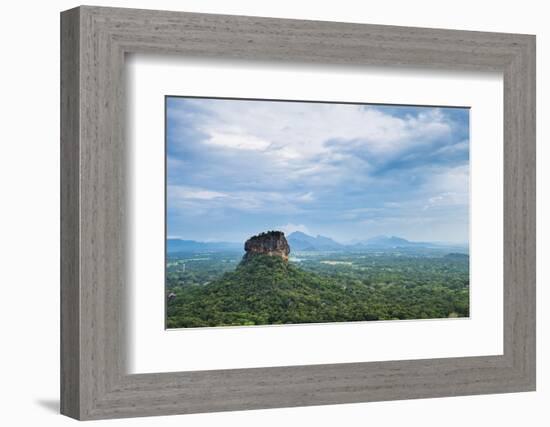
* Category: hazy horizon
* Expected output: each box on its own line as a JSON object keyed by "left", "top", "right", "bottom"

{"left": 166, "top": 231, "right": 469, "bottom": 246}
{"left": 167, "top": 97, "right": 470, "bottom": 245}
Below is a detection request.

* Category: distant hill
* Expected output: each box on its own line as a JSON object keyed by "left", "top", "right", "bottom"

{"left": 348, "top": 235, "right": 468, "bottom": 253}
{"left": 167, "top": 238, "right": 241, "bottom": 253}
{"left": 353, "top": 235, "right": 415, "bottom": 248}
{"left": 288, "top": 232, "right": 467, "bottom": 253}
{"left": 287, "top": 231, "right": 343, "bottom": 251}
{"left": 168, "top": 233, "right": 468, "bottom": 254}
{"left": 167, "top": 254, "right": 380, "bottom": 327}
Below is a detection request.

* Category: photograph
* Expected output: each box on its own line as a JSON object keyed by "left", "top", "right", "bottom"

{"left": 165, "top": 96, "right": 470, "bottom": 328}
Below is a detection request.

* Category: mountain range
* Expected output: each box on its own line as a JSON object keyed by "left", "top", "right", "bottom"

{"left": 167, "top": 232, "right": 467, "bottom": 254}
{"left": 166, "top": 239, "right": 241, "bottom": 253}
{"left": 286, "top": 231, "right": 343, "bottom": 251}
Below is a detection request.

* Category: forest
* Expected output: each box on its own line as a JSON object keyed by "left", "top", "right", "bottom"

{"left": 166, "top": 249, "right": 469, "bottom": 328}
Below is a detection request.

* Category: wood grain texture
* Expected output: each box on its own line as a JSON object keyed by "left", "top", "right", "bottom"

{"left": 60, "top": 5, "right": 536, "bottom": 420}
{"left": 60, "top": 7, "right": 80, "bottom": 419}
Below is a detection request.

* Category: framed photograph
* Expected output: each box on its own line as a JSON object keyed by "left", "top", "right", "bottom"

{"left": 61, "top": 6, "right": 536, "bottom": 420}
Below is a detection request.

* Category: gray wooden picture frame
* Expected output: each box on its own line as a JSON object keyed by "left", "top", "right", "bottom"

{"left": 60, "top": 5, "right": 536, "bottom": 421}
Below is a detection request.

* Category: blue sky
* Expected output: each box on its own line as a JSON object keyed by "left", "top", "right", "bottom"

{"left": 166, "top": 97, "right": 469, "bottom": 244}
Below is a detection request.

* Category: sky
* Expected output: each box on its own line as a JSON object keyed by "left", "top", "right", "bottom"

{"left": 166, "top": 96, "right": 469, "bottom": 244}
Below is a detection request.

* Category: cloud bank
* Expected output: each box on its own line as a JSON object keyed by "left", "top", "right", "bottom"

{"left": 166, "top": 97, "right": 469, "bottom": 243}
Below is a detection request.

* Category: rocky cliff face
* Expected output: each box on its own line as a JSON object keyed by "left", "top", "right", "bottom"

{"left": 243, "top": 231, "right": 290, "bottom": 261}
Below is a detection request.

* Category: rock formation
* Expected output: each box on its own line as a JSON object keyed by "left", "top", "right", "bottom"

{"left": 243, "top": 231, "right": 290, "bottom": 261}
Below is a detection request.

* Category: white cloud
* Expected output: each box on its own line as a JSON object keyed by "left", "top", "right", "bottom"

{"left": 434, "top": 139, "right": 469, "bottom": 155}
{"left": 170, "top": 101, "right": 453, "bottom": 167}
{"left": 296, "top": 192, "right": 315, "bottom": 202}
{"left": 167, "top": 99, "right": 469, "bottom": 243}
{"left": 423, "top": 192, "right": 466, "bottom": 210}
{"left": 169, "top": 185, "right": 227, "bottom": 200}
{"left": 205, "top": 130, "right": 271, "bottom": 151}
{"left": 169, "top": 184, "right": 310, "bottom": 215}
{"left": 422, "top": 165, "right": 469, "bottom": 210}
{"left": 340, "top": 207, "right": 384, "bottom": 220}
{"left": 431, "top": 164, "right": 469, "bottom": 193}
